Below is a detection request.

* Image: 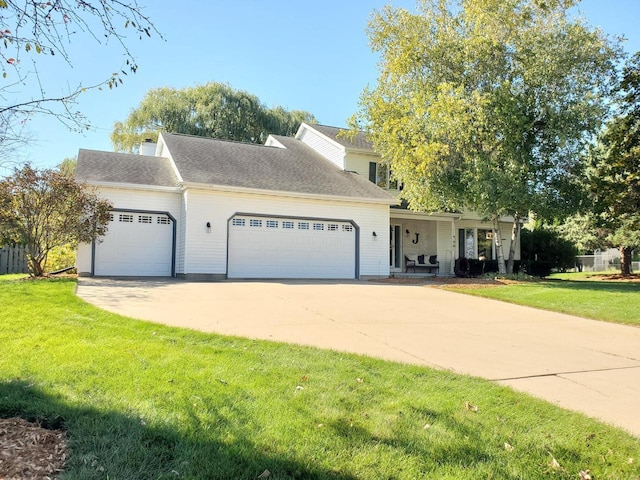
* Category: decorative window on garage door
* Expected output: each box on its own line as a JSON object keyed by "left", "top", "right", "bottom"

{"left": 157, "top": 216, "right": 171, "bottom": 225}
{"left": 119, "top": 214, "right": 133, "bottom": 223}
{"left": 138, "top": 215, "right": 153, "bottom": 224}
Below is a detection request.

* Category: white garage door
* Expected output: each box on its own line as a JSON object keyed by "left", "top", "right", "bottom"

{"left": 228, "top": 215, "right": 356, "bottom": 279}
{"left": 94, "top": 212, "right": 173, "bottom": 276}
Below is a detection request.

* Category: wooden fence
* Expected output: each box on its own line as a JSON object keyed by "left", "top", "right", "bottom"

{"left": 0, "top": 245, "right": 28, "bottom": 274}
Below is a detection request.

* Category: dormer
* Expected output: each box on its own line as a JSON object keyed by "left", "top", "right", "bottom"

{"left": 296, "top": 123, "right": 399, "bottom": 192}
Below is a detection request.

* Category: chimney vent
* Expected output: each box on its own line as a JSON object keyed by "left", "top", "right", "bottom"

{"left": 139, "top": 138, "right": 157, "bottom": 156}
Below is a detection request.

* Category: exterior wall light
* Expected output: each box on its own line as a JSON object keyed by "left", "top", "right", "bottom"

{"left": 206, "top": 222, "right": 211, "bottom": 233}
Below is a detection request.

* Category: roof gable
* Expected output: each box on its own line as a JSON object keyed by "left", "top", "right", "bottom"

{"left": 299, "top": 123, "right": 374, "bottom": 153}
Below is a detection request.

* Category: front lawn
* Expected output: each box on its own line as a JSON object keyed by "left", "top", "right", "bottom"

{"left": 1, "top": 278, "right": 638, "bottom": 479}
{"left": 443, "top": 275, "right": 640, "bottom": 326}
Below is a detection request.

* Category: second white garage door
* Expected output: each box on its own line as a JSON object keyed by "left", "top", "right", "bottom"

{"left": 227, "top": 215, "right": 356, "bottom": 279}
{"left": 94, "top": 212, "right": 174, "bottom": 276}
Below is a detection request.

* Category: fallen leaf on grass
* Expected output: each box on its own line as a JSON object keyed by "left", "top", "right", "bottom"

{"left": 464, "top": 401, "right": 478, "bottom": 412}
{"left": 423, "top": 423, "right": 431, "bottom": 430}
{"left": 550, "top": 457, "right": 561, "bottom": 470}
{"left": 356, "top": 377, "right": 364, "bottom": 383}
{"left": 295, "top": 385, "right": 304, "bottom": 391}
{"left": 257, "top": 469, "right": 270, "bottom": 479}
{"left": 300, "top": 375, "right": 308, "bottom": 382}
{"left": 504, "top": 442, "right": 514, "bottom": 451}
{"left": 579, "top": 470, "right": 592, "bottom": 480}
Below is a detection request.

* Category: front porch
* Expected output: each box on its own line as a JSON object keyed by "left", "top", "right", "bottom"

{"left": 388, "top": 210, "right": 522, "bottom": 278}
{"left": 389, "top": 215, "right": 455, "bottom": 276}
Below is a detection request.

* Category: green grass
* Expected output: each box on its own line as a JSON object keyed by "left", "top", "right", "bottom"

{"left": 0, "top": 273, "right": 28, "bottom": 280}
{"left": 445, "top": 275, "right": 640, "bottom": 326}
{"left": 1, "top": 278, "right": 639, "bottom": 479}
{"left": 548, "top": 271, "right": 625, "bottom": 281}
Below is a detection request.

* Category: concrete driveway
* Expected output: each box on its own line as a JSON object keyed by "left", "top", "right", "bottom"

{"left": 76, "top": 277, "right": 640, "bottom": 437}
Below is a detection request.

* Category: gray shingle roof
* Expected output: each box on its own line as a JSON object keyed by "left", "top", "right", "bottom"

{"left": 76, "top": 149, "right": 179, "bottom": 187}
{"left": 305, "top": 124, "right": 373, "bottom": 151}
{"left": 161, "top": 132, "right": 393, "bottom": 201}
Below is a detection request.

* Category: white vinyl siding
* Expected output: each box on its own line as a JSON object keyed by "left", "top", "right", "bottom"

{"left": 297, "top": 127, "right": 345, "bottom": 169}
{"left": 181, "top": 189, "right": 389, "bottom": 278}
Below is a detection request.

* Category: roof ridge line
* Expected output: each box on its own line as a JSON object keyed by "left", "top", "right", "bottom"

{"left": 165, "top": 132, "right": 283, "bottom": 148}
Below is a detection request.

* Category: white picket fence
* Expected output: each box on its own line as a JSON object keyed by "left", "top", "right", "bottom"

{"left": 0, "top": 245, "right": 28, "bottom": 274}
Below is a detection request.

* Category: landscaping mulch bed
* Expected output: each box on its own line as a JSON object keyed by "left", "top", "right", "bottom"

{"left": 0, "top": 418, "right": 67, "bottom": 479}
{"left": 598, "top": 273, "right": 640, "bottom": 282}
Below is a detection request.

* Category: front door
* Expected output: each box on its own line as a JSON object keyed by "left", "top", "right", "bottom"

{"left": 389, "top": 224, "right": 402, "bottom": 272}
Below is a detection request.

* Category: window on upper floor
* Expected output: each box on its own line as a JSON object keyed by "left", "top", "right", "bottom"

{"left": 369, "top": 162, "right": 398, "bottom": 190}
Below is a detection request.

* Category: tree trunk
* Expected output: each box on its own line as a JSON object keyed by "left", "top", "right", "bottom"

{"left": 26, "top": 242, "right": 45, "bottom": 277}
{"left": 506, "top": 213, "right": 520, "bottom": 274}
{"left": 493, "top": 216, "right": 507, "bottom": 274}
{"left": 620, "top": 246, "right": 632, "bottom": 276}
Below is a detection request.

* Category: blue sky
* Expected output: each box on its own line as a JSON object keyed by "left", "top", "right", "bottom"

{"left": 8, "top": 0, "right": 640, "bottom": 171}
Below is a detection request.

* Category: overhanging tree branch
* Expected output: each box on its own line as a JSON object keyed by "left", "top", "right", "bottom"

{"left": 1, "top": 0, "right": 161, "bottom": 154}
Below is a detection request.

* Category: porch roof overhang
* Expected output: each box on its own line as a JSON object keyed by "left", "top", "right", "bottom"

{"left": 390, "top": 210, "right": 524, "bottom": 224}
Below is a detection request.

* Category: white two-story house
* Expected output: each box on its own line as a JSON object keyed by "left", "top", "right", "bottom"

{"left": 293, "top": 124, "right": 520, "bottom": 276}
{"left": 76, "top": 123, "right": 519, "bottom": 279}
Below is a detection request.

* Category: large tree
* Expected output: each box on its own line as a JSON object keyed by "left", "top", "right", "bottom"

{"left": 0, "top": 164, "right": 112, "bottom": 276}
{"left": 1, "top": 0, "right": 159, "bottom": 165}
{"left": 352, "top": 0, "right": 621, "bottom": 273}
{"left": 584, "top": 52, "right": 640, "bottom": 275}
{"left": 111, "top": 82, "right": 317, "bottom": 152}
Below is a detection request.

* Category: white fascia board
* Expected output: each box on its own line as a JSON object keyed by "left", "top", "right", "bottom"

{"left": 83, "top": 180, "right": 181, "bottom": 194}
{"left": 390, "top": 210, "right": 464, "bottom": 221}
{"left": 180, "top": 181, "right": 398, "bottom": 206}
{"left": 390, "top": 209, "right": 523, "bottom": 223}
{"left": 456, "top": 211, "right": 523, "bottom": 223}
{"left": 345, "top": 147, "right": 379, "bottom": 157}
{"left": 157, "top": 132, "right": 184, "bottom": 183}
